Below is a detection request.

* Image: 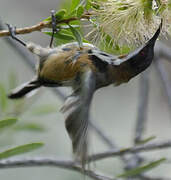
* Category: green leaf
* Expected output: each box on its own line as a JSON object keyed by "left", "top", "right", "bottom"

{"left": 71, "top": 0, "right": 80, "bottom": 12}
{"left": 55, "top": 9, "right": 67, "bottom": 19}
{"left": 136, "top": 136, "right": 156, "bottom": 145}
{"left": 0, "top": 84, "right": 7, "bottom": 112}
{"left": 44, "top": 31, "right": 75, "bottom": 41}
{"left": 76, "top": 5, "right": 84, "bottom": 18}
{"left": 83, "top": 38, "right": 90, "bottom": 43}
{"left": 69, "top": 24, "right": 83, "bottom": 47}
{"left": 44, "top": 9, "right": 67, "bottom": 22}
{"left": 85, "top": 0, "right": 92, "bottom": 10}
{"left": 117, "top": 158, "right": 166, "bottom": 178}
{"left": 0, "top": 118, "right": 17, "bottom": 129}
{"left": 0, "top": 143, "right": 44, "bottom": 160}
{"left": 97, "top": 31, "right": 132, "bottom": 54}
{"left": 15, "top": 123, "right": 45, "bottom": 132}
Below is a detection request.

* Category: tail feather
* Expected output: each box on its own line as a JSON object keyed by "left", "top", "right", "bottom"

{"left": 8, "top": 78, "right": 41, "bottom": 99}
{"left": 61, "top": 93, "right": 89, "bottom": 168}
{"left": 61, "top": 70, "right": 95, "bottom": 169}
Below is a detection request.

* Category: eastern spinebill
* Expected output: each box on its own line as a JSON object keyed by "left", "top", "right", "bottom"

{"left": 6, "top": 13, "right": 162, "bottom": 168}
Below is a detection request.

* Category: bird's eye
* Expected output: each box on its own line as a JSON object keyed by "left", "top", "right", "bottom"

{"left": 140, "top": 50, "right": 145, "bottom": 56}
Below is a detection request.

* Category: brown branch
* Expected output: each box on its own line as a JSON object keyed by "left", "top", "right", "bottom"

{"left": 0, "top": 14, "right": 91, "bottom": 37}
{"left": 0, "top": 22, "right": 50, "bottom": 37}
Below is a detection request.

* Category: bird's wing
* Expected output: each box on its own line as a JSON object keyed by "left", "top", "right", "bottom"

{"left": 88, "top": 49, "right": 118, "bottom": 65}
{"left": 61, "top": 69, "right": 96, "bottom": 168}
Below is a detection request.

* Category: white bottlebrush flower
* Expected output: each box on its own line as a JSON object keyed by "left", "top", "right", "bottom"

{"left": 87, "top": 0, "right": 171, "bottom": 53}
{"left": 157, "top": 0, "right": 171, "bottom": 35}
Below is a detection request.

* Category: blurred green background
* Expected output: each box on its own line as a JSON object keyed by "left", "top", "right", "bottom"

{"left": 0, "top": 0, "right": 171, "bottom": 179}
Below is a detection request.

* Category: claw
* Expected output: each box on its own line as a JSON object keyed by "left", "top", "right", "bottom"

{"left": 49, "top": 10, "right": 59, "bottom": 48}
{"left": 6, "top": 24, "right": 16, "bottom": 38}
{"left": 6, "top": 23, "right": 26, "bottom": 46}
{"left": 51, "top": 10, "right": 56, "bottom": 31}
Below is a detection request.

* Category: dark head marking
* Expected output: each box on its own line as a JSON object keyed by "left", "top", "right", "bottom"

{"left": 89, "top": 55, "right": 108, "bottom": 73}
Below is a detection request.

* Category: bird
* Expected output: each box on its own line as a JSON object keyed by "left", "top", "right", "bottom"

{"left": 6, "top": 12, "right": 162, "bottom": 168}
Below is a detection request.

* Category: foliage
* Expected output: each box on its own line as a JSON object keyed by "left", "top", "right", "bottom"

{"left": 43, "top": 0, "right": 171, "bottom": 54}
{"left": 43, "top": 0, "right": 86, "bottom": 47}
{"left": 118, "top": 158, "right": 166, "bottom": 177}
{"left": 0, "top": 0, "right": 170, "bottom": 178}
{"left": 0, "top": 143, "right": 43, "bottom": 160}
{"left": 0, "top": 74, "right": 59, "bottom": 159}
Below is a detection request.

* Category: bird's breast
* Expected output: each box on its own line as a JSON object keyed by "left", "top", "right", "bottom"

{"left": 38, "top": 50, "right": 97, "bottom": 85}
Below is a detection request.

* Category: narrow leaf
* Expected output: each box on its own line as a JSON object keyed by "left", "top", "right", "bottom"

{"left": 85, "top": 0, "right": 92, "bottom": 10}
{"left": 69, "top": 24, "right": 83, "bottom": 47}
{"left": 76, "top": 5, "right": 84, "bottom": 18}
{"left": 71, "top": 0, "right": 80, "bottom": 12}
{"left": 0, "top": 118, "right": 17, "bottom": 129}
{"left": 118, "top": 158, "right": 166, "bottom": 178}
{"left": 55, "top": 9, "right": 66, "bottom": 19}
{"left": 44, "top": 31, "right": 75, "bottom": 41}
{"left": 0, "top": 84, "right": 7, "bottom": 111}
{"left": 0, "top": 143, "right": 44, "bottom": 160}
{"left": 137, "top": 136, "right": 156, "bottom": 145}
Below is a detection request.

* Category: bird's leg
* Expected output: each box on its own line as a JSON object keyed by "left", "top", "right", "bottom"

{"left": 49, "top": 10, "right": 59, "bottom": 48}
{"left": 6, "top": 24, "right": 26, "bottom": 46}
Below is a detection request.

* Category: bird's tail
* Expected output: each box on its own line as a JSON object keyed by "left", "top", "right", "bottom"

{"left": 61, "top": 70, "right": 95, "bottom": 169}
{"left": 61, "top": 93, "right": 89, "bottom": 168}
{"left": 8, "top": 78, "right": 41, "bottom": 99}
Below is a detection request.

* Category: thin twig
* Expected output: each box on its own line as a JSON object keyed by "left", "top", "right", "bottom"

{"left": 0, "top": 158, "right": 114, "bottom": 180}
{"left": 157, "top": 42, "right": 171, "bottom": 63}
{"left": 154, "top": 57, "right": 171, "bottom": 109}
{"left": 89, "top": 120, "right": 131, "bottom": 173}
{"left": 0, "top": 14, "right": 91, "bottom": 37}
{"left": 90, "top": 121, "right": 117, "bottom": 149}
{"left": 89, "top": 140, "right": 171, "bottom": 162}
{"left": 124, "top": 70, "right": 150, "bottom": 180}
{"left": 0, "top": 138, "right": 170, "bottom": 180}
{"left": 134, "top": 71, "right": 150, "bottom": 144}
